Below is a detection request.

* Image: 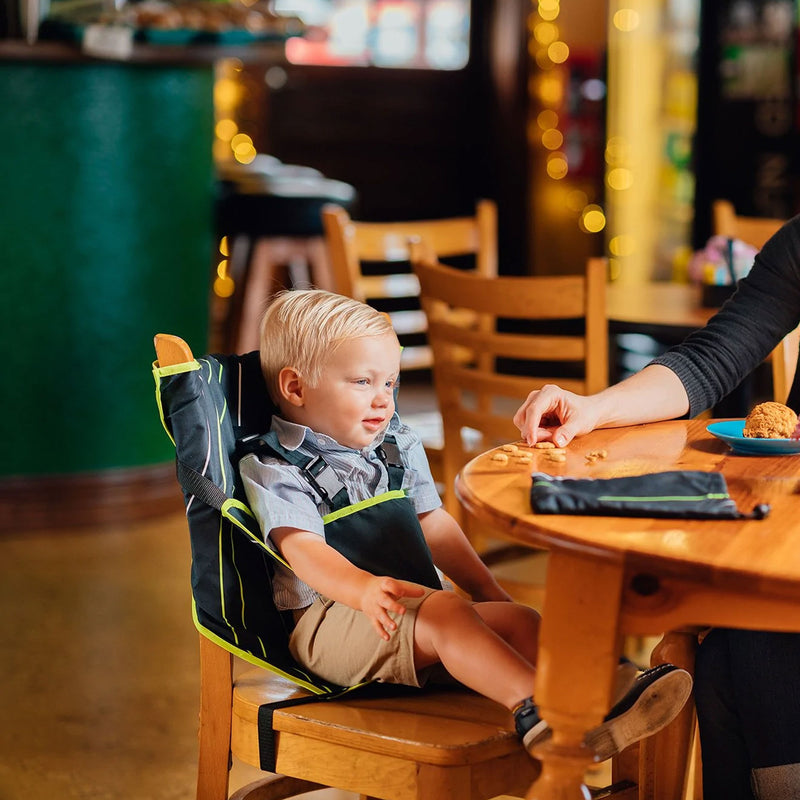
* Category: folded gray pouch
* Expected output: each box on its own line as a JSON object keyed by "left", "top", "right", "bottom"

{"left": 530, "top": 470, "right": 770, "bottom": 520}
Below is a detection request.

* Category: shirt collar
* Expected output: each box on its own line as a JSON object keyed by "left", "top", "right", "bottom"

{"left": 270, "top": 414, "right": 396, "bottom": 454}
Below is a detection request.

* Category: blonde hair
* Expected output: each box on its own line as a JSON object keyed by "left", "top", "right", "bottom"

{"left": 259, "top": 289, "right": 396, "bottom": 403}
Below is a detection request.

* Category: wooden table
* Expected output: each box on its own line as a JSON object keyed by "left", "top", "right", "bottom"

{"left": 605, "top": 281, "right": 715, "bottom": 338}
{"left": 456, "top": 419, "right": 800, "bottom": 800}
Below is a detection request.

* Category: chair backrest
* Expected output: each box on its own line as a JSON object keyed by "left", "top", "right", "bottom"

{"left": 411, "top": 253, "right": 608, "bottom": 515}
{"left": 153, "top": 333, "right": 340, "bottom": 694}
{"left": 712, "top": 199, "right": 784, "bottom": 250}
{"left": 321, "top": 200, "right": 498, "bottom": 371}
{"left": 711, "top": 199, "right": 798, "bottom": 403}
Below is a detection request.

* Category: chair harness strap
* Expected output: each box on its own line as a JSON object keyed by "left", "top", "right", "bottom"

{"left": 257, "top": 690, "right": 352, "bottom": 772}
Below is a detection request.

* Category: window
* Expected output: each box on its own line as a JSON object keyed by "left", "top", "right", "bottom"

{"left": 274, "top": 0, "right": 470, "bottom": 69}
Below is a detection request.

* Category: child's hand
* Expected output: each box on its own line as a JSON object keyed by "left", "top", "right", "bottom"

{"left": 360, "top": 576, "right": 425, "bottom": 641}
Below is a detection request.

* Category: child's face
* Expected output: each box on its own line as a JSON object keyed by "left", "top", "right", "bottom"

{"left": 292, "top": 332, "right": 401, "bottom": 450}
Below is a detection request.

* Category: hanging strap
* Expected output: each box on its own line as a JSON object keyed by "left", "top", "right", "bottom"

{"left": 176, "top": 459, "right": 228, "bottom": 511}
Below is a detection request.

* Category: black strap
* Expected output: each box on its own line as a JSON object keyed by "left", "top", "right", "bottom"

{"left": 376, "top": 434, "right": 405, "bottom": 492}
{"left": 237, "top": 431, "right": 351, "bottom": 509}
{"left": 257, "top": 690, "right": 351, "bottom": 772}
{"left": 176, "top": 459, "right": 228, "bottom": 510}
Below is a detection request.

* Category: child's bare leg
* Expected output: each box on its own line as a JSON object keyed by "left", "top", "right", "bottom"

{"left": 472, "top": 600, "right": 540, "bottom": 666}
{"left": 412, "top": 591, "right": 536, "bottom": 710}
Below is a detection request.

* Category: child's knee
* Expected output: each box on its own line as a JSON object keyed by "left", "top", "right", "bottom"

{"left": 418, "top": 588, "right": 473, "bottom": 622}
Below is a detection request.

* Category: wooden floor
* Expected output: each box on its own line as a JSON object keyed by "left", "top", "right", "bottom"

{"left": 0, "top": 379, "right": 440, "bottom": 800}
{"left": 0, "top": 510, "right": 361, "bottom": 800}
{"left": 0, "top": 379, "right": 626, "bottom": 800}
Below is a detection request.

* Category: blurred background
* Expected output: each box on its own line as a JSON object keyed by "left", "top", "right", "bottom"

{"left": 3, "top": 0, "right": 800, "bottom": 527}
{"left": 0, "top": 4, "right": 798, "bottom": 797}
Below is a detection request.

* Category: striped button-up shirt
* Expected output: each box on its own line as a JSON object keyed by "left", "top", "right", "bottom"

{"left": 240, "top": 413, "right": 442, "bottom": 610}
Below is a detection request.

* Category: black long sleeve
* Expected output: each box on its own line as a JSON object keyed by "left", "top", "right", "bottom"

{"left": 652, "top": 215, "right": 800, "bottom": 416}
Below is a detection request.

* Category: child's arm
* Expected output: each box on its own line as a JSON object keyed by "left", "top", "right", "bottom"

{"left": 419, "top": 508, "right": 511, "bottom": 602}
{"left": 272, "top": 526, "right": 425, "bottom": 641}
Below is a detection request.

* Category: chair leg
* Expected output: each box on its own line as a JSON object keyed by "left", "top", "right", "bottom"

{"left": 197, "top": 636, "right": 235, "bottom": 800}
{"left": 638, "top": 629, "right": 699, "bottom": 800}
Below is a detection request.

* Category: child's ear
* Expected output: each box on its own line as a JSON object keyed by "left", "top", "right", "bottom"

{"left": 278, "top": 367, "right": 305, "bottom": 407}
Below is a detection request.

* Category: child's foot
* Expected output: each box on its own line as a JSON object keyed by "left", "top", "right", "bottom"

{"left": 513, "top": 697, "right": 549, "bottom": 750}
{"left": 513, "top": 663, "right": 692, "bottom": 760}
{"left": 584, "top": 663, "right": 693, "bottom": 761}
{"left": 514, "top": 659, "right": 642, "bottom": 751}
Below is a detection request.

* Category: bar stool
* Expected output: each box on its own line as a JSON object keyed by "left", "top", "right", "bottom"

{"left": 212, "top": 156, "right": 356, "bottom": 352}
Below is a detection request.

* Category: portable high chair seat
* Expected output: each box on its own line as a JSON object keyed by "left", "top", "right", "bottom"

{"left": 152, "top": 333, "right": 540, "bottom": 800}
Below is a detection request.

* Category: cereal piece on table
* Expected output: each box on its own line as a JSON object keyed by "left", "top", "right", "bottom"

{"left": 533, "top": 441, "right": 555, "bottom": 449}
{"left": 516, "top": 455, "right": 532, "bottom": 465}
{"left": 546, "top": 452, "right": 566, "bottom": 462}
{"left": 501, "top": 444, "right": 519, "bottom": 453}
{"left": 491, "top": 451, "right": 509, "bottom": 464}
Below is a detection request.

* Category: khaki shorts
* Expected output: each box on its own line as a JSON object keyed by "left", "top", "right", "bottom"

{"left": 289, "top": 587, "right": 437, "bottom": 688}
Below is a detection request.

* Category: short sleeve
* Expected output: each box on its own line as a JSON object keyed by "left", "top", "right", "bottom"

{"left": 240, "top": 453, "right": 325, "bottom": 544}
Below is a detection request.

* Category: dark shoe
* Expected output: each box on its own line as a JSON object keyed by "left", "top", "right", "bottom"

{"left": 514, "top": 660, "right": 650, "bottom": 754}
{"left": 514, "top": 697, "right": 550, "bottom": 751}
{"left": 584, "top": 663, "right": 693, "bottom": 761}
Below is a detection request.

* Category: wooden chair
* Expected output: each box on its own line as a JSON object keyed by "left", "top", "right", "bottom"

{"left": 153, "top": 333, "right": 541, "bottom": 800}
{"left": 407, "top": 251, "right": 608, "bottom": 606}
{"left": 711, "top": 198, "right": 783, "bottom": 250}
{"left": 321, "top": 200, "right": 498, "bottom": 484}
{"left": 410, "top": 252, "right": 608, "bottom": 518}
{"left": 711, "top": 199, "right": 798, "bottom": 403}
{"left": 321, "top": 199, "right": 498, "bottom": 373}
{"left": 408, "top": 261, "right": 701, "bottom": 800}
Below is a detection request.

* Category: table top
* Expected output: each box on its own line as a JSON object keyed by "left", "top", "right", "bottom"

{"left": 456, "top": 419, "right": 800, "bottom": 610}
{"left": 606, "top": 281, "right": 715, "bottom": 334}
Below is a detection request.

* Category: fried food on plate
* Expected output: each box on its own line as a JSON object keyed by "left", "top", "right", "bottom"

{"left": 742, "top": 401, "right": 798, "bottom": 439}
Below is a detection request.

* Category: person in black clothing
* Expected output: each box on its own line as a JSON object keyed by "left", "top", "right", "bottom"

{"left": 513, "top": 214, "right": 800, "bottom": 799}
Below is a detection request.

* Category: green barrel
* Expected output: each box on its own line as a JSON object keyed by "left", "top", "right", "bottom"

{"left": 0, "top": 58, "right": 213, "bottom": 477}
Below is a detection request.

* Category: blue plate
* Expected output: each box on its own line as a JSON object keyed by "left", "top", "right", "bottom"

{"left": 707, "top": 420, "right": 800, "bottom": 455}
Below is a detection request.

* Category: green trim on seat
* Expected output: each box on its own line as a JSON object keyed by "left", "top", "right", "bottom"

{"left": 152, "top": 359, "right": 201, "bottom": 446}
{"left": 191, "top": 600, "right": 333, "bottom": 694}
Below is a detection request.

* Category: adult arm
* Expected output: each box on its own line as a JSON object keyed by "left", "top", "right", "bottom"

{"left": 514, "top": 364, "right": 688, "bottom": 446}
{"left": 516, "top": 215, "right": 800, "bottom": 444}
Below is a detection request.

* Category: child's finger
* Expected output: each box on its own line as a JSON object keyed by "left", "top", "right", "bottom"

{"left": 371, "top": 616, "right": 391, "bottom": 641}
{"left": 383, "top": 577, "right": 425, "bottom": 599}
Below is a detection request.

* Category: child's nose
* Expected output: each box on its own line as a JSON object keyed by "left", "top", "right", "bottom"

{"left": 374, "top": 388, "right": 392, "bottom": 406}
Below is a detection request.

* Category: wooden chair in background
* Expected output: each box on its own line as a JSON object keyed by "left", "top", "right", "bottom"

{"left": 711, "top": 199, "right": 798, "bottom": 403}
{"left": 410, "top": 252, "right": 608, "bottom": 607}
{"left": 711, "top": 198, "right": 783, "bottom": 250}
{"left": 321, "top": 199, "right": 497, "bottom": 368}
{"left": 411, "top": 252, "right": 608, "bottom": 518}
{"left": 321, "top": 199, "right": 498, "bottom": 484}
{"left": 154, "top": 333, "right": 541, "bottom": 800}
{"left": 410, "top": 258, "right": 701, "bottom": 800}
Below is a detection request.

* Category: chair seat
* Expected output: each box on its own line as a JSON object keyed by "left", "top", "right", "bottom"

{"left": 231, "top": 668, "right": 540, "bottom": 799}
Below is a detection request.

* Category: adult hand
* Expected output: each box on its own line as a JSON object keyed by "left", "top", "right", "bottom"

{"left": 360, "top": 576, "right": 425, "bottom": 641}
{"left": 513, "top": 384, "right": 601, "bottom": 447}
